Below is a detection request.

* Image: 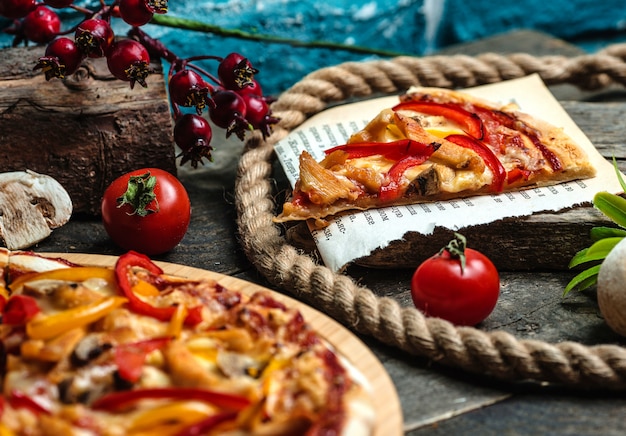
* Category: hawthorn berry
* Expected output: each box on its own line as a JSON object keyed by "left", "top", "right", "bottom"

{"left": 173, "top": 114, "right": 213, "bottom": 168}
{"left": 75, "top": 18, "right": 115, "bottom": 58}
{"left": 235, "top": 78, "right": 263, "bottom": 97}
{"left": 106, "top": 39, "right": 151, "bottom": 88}
{"left": 209, "top": 90, "right": 251, "bottom": 140}
{"left": 34, "top": 37, "right": 83, "bottom": 80}
{"left": 119, "top": 0, "right": 153, "bottom": 26}
{"left": 22, "top": 6, "right": 60, "bottom": 44}
{"left": 0, "top": 0, "right": 36, "bottom": 19}
{"left": 218, "top": 53, "right": 258, "bottom": 90}
{"left": 169, "top": 69, "right": 214, "bottom": 115}
{"left": 240, "top": 93, "right": 278, "bottom": 139}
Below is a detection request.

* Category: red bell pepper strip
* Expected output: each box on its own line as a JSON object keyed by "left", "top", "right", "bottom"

{"left": 115, "top": 337, "right": 171, "bottom": 383}
{"left": 91, "top": 387, "right": 251, "bottom": 412}
{"left": 473, "top": 106, "right": 562, "bottom": 172}
{"left": 379, "top": 143, "right": 440, "bottom": 202}
{"left": 114, "top": 251, "right": 202, "bottom": 325}
{"left": 8, "top": 391, "right": 51, "bottom": 416}
{"left": 445, "top": 134, "right": 506, "bottom": 192}
{"left": 324, "top": 139, "right": 436, "bottom": 161}
{"left": 2, "top": 295, "right": 41, "bottom": 325}
{"left": 507, "top": 167, "right": 532, "bottom": 184}
{"left": 393, "top": 101, "right": 485, "bottom": 139}
{"left": 175, "top": 410, "right": 238, "bottom": 436}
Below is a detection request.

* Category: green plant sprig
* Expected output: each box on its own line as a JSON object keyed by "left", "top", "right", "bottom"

{"left": 150, "top": 15, "right": 413, "bottom": 58}
{"left": 564, "top": 158, "right": 626, "bottom": 296}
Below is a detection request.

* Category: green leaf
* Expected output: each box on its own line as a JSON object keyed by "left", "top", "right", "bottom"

{"left": 590, "top": 226, "right": 626, "bottom": 241}
{"left": 563, "top": 264, "right": 601, "bottom": 297}
{"left": 586, "top": 237, "right": 623, "bottom": 257}
{"left": 568, "top": 237, "right": 622, "bottom": 268}
{"left": 593, "top": 191, "right": 626, "bottom": 228}
{"left": 568, "top": 249, "right": 605, "bottom": 268}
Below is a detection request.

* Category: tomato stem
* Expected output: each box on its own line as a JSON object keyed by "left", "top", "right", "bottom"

{"left": 117, "top": 171, "right": 159, "bottom": 217}
{"left": 441, "top": 232, "right": 467, "bottom": 273}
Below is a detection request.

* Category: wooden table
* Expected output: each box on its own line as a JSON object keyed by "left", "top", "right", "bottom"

{"left": 31, "top": 30, "right": 626, "bottom": 435}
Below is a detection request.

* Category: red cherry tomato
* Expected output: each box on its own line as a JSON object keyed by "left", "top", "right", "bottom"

{"left": 101, "top": 168, "right": 191, "bottom": 255}
{"left": 410, "top": 233, "right": 500, "bottom": 326}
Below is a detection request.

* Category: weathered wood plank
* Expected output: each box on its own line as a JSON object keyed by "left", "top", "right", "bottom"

{"left": 0, "top": 46, "right": 176, "bottom": 215}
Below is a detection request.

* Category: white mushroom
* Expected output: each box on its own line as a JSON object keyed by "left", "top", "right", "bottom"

{"left": 0, "top": 170, "right": 72, "bottom": 250}
{"left": 596, "top": 237, "right": 626, "bottom": 337}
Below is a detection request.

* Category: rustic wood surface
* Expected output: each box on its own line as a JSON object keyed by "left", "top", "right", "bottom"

{"left": 12, "top": 30, "right": 626, "bottom": 435}
{"left": 0, "top": 46, "right": 176, "bottom": 215}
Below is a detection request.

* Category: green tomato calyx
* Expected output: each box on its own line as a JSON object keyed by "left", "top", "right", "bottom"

{"left": 440, "top": 232, "right": 467, "bottom": 274}
{"left": 117, "top": 172, "right": 159, "bottom": 217}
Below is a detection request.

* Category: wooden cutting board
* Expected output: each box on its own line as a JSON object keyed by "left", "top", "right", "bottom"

{"left": 47, "top": 253, "right": 404, "bottom": 436}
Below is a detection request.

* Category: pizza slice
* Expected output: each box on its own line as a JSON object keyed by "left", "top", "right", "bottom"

{"left": 274, "top": 87, "right": 597, "bottom": 226}
{"left": 0, "top": 250, "right": 376, "bottom": 435}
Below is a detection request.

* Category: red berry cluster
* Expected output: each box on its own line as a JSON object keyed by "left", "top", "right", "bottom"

{"left": 1, "top": 0, "right": 279, "bottom": 168}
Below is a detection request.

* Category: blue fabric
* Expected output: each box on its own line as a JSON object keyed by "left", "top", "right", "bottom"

{"left": 2, "top": 0, "right": 626, "bottom": 94}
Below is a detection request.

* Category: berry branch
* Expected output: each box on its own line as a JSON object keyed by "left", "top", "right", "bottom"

{"left": 1, "top": 0, "right": 279, "bottom": 168}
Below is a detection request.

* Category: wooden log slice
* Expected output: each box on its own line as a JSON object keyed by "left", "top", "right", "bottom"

{"left": 0, "top": 46, "right": 176, "bottom": 215}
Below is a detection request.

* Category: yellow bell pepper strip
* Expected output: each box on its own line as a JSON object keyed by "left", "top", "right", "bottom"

{"left": 26, "top": 296, "right": 127, "bottom": 340}
{"left": 128, "top": 400, "right": 217, "bottom": 433}
{"left": 8, "top": 266, "right": 116, "bottom": 292}
{"left": 175, "top": 410, "right": 238, "bottom": 436}
{"left": 0, "top": 279, "right": 9, "bottom": 312}
{"left": 114, "top": 337, "right": 171, "bottom": 383}
{"left": 91, "top": 387, "right": 251, "bottom": 412}
{"left": 167, "top": 304, "right": 188, "bottom": 338}
{"left": 445, "top": 134, "right": 506, "bottom": 192}
{"left": 114, "top": 251, "right": 203, "bottom": 325}
{"left": 392, "top": 100, "right": 485, "bottom": 140}
{"left": 2, "top": 295, "right": 41, "bottom": 325}
{"left": 0, "top": 424, "right": 16, "bottom": 436}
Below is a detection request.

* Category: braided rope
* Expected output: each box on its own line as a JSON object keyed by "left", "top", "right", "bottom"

{"left": 235, "top": 46, "right": 626, "bottom": 389}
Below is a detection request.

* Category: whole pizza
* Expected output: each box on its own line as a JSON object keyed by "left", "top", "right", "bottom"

{"left": 0, "top": 249, "right": 376, "bottom": 435}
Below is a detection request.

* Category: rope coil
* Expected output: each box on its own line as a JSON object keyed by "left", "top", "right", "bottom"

{"left": 234, "top": 46, "right": 626, "bottom": 389}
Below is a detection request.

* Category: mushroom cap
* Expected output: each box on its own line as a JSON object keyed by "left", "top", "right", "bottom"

{"left": 0, "top": 170, "right": 73, "bottom": 250}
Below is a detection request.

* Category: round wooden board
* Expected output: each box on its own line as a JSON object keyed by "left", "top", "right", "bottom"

{"left": 46, "top": 253, "right": 403, "bottom": 436}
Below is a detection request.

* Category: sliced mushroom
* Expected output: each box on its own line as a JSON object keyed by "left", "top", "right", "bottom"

{"left": 0, "top": 170, "right": 72, "bottom": 250}
{"left": 71, "top": 333, "right": 112, "bottom": 367}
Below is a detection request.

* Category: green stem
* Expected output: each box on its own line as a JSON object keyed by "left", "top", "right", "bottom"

{"left": 149, "top": 15, "right": 412, "bottom": 58}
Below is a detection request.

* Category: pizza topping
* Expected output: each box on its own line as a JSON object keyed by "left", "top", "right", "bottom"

{"left": 115, "top": 251, "right": 203, "bottom": 325}
{"left": 71, "top": 333, "right": 113, "bottom": 366}
{"left": 446, "top": 134, "right": 506, "bottom": 192}
{"left": 380, "top": 148, "right": 440, "bottom": 202}
{"left": 25, "top": 296, "right": 127, "bottom": 340}
{"left": 91, "top": 387, "right": 251, "bottom": 412}
{"left": 297, "top": 151, "right": 361, "bottom": 206}
{"left": 6, "top": 390, "right": 52, "bottom": 416}
{"left": 392, "top": 100, "right": 485, "bottom": 139}
{"left": 325, "top": 138, "right": 438, "bottom": 161}
{"left": 114, "top": 337, "right": 171, "bottom": 383}
{"left": 2, "top": 294, "right": 41, "bottom": 325}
